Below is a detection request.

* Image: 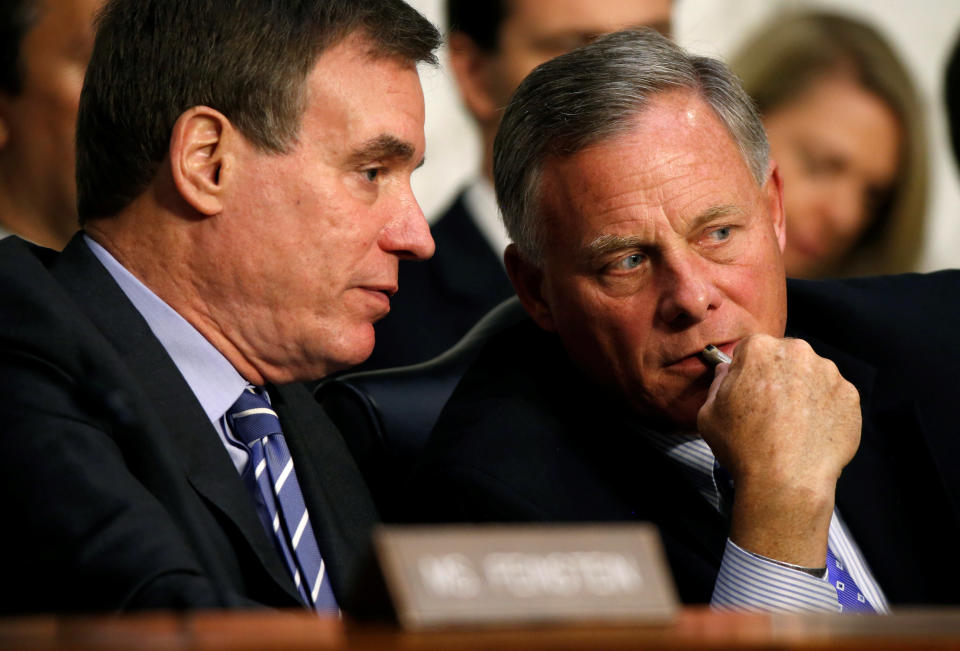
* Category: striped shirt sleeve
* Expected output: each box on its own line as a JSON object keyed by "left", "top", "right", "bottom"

{"left": 711, "top": 539, "right": 840, "bottom": 612}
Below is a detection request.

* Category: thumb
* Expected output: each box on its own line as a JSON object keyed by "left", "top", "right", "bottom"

{"left": 698, "top": 362, "right": 730, "bottom": 423}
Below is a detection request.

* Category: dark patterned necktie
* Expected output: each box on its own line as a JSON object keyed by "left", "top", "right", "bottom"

{"left": 827, "top": 547, "right": 873, "bottom": 612}
{"left": 227, "top": 387, "right": 338, "bottom": 612}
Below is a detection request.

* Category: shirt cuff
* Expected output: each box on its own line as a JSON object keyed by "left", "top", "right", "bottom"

{"left": 711, "top": 539, "right": 840, "bottom": 613}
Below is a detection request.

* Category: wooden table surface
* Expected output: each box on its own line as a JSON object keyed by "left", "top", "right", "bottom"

{"left": 3, "top": 607, "right": 960, "bottom": 650}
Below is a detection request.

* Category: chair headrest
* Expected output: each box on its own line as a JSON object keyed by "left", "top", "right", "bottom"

{"left": 315, "top": 296, "right": 528, "bottom": 459}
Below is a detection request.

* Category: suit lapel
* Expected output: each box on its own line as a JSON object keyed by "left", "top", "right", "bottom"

{"left": 269, "top": 383, "right": 381, "bottom": 611}
{"left": 794, "top": 328, "right": 960, "bottom": 603}
{"left": 583, "top": 408, "right": 729, "bottom": 603}
{"left": 52, "top": 235, "right": 301, "bottom": 604}
{"left": 431, "top": 194, "right": 514, "bottom": 306}
{"left": 570, "top": 374, "right": 729, "bottom": 571}
{"left": 632, "top": 451, "right": 728, "bottom": 566}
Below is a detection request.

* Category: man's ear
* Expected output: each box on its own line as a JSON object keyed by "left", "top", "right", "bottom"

{"left": 504, "top": 243, "right": 557, "bottom": 332}
{"left": 169, "top": 106, "right": 232, "bottom": 216}
{"left": 448, "top": 32, "right": 500, "bottom": 126}
{"left": 764, "top": 160, "right": 787, "bottom": 253}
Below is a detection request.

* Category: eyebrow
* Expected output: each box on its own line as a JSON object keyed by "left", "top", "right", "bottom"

{"left": 585, "top": 233, "right": 646, "bottom": 260}
{"left": 347, "top": 134, "right": 418, "bottom": 167}
{"left": 583, "top": 205, "right": 743, "bottom": 259}
{"left": 689, "top": 204, "right": 742, "bottom": 231}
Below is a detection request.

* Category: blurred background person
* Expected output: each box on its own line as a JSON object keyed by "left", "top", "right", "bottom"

{"left": 0, "top": 0, "right": 102, "bottom": 249}
{"left": 730, "top": 11, "right": 928, "bottom": 278}
{"left": 361, "top": 0, "right": 673, "bottom": 370}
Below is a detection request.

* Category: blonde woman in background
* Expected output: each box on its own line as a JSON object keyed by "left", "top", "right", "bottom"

{"left": 731, "top": 12, "right": 927, "bottom": 278}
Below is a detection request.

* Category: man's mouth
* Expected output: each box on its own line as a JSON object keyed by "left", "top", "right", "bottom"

{"left": 357, "top": 284, "right": 397, "bottom": 318}
{"left": 362, "top": 283, "right": 398, "bottom": 297}
{"left": 667, "top": 341, "right": 737, "bottom": 370}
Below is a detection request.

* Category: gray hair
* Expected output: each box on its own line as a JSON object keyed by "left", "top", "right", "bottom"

{"left": 494, "top": 28, "right": 769, "bottom": 263}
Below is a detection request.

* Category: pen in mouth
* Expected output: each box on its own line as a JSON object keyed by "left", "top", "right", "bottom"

{"left": 700, "top": 344, "right": 732, "bottom": 367}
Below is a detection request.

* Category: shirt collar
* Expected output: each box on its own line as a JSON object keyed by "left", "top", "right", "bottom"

{"left": 84, "top": 234, "right": 247, "bottom": 425}
{"left": 639, "top": 426, "right": 724, "bottom": 511}
{"left": 463, "top": 176, "right": 511, "bottom": 266}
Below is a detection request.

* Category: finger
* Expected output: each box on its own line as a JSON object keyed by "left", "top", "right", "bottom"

{"left": 697, "top": 362, "right": 729, "bottom": 433}
{"left": 705, "top": 362, "right": 730, "bottom": 406}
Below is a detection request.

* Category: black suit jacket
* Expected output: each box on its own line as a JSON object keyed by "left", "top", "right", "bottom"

{"left": 359, "top": 191, "right": 514, "bottom": 370}
{"left": 0, "top": 235, "right": 384, "bottom": 615}
{"left": 407, "top": 272, "right": 960, "bottom": 606}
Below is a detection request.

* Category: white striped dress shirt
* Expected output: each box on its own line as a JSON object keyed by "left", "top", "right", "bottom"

{"left": 642, "top": 429, "right": 889, "bottom": 613}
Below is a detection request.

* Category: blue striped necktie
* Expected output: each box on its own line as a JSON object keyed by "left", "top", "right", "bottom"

{"left": 227, "top": 386, "right": 338, "bottom": 612}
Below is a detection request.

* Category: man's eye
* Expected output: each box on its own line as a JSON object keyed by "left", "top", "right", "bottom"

{"left": 364, "top": 168, "right": 380, "bottom": 182}
{"left": 614, "top": 253, "right": 645, "bottom": 271}
{"left": 708, "top": 226, "right": 731, "bottom": 242}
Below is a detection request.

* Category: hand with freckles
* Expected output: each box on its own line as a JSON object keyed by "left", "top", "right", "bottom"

{"left": 696, "top": 334, "right": 862, "bottom": 568}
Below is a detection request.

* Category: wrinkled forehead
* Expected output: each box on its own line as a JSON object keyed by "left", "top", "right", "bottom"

{"left": 535, "top": 93, "right": 759, "bottom": 248}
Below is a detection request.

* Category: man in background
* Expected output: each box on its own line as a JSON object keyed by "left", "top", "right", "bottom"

{"left": 0, "top": 0, "right": 438, "bottom": 614}
{"left": 0, "top": 0, "right": 102, "bottom": 248}
{"left": 361, "top": 0, "right": 672, "bottom": 369}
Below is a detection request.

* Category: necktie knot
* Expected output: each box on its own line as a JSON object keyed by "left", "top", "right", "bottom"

{"left": 227, "top": 387, "right": 281, "bottom": 446}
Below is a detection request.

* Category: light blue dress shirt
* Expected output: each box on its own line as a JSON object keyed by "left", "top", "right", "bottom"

{"left": 86, "top": 235, "right": 252, "bottom": 474}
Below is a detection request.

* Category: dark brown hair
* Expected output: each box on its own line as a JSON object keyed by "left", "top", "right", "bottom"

{"left": 76, "top": 0, "right": 439, "bottom": 221}
{"left": 446, "top": 0, "right": 506, "bottom": 51}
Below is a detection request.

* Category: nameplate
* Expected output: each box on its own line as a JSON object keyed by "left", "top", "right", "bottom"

{"left": 375, "top": 524, "right": 679, "bottom": 630}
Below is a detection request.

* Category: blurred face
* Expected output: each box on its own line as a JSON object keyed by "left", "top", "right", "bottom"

{"left": 489, "top": 0, "right": 672, "bottom": 105}
{"left": 764, "top": 73, "right": 902, "bottom": 278}
{"left": 0, "top": 0, "right": 102, "bottom": 247}
{"left": 452, "top": 0, "right": 671, "bottom": 181}
{"left": 212, "top": 33, "right": 433, "bottom": 383}
{"left": 526, "top": 91, "right": 787, "bottom": 428}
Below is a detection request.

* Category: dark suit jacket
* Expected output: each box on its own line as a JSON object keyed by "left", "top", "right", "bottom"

{"left": 407, "top": 272, "right": 960, "bottom": 606}
{"left": 0, "top": 235, "right": 384, "bottom": 615}
{"left": 359, "top": 191, "right": 514, "bottom": 370}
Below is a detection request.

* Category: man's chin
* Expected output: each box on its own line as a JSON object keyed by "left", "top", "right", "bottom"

{"left": 333, "top": 342, "right": 376, "bottom": 374}
{"left": 631, "top": 384, "right": 711, "bottom": 432}
{"left": 302, "top": 326, "right": 376, "bottom": 379}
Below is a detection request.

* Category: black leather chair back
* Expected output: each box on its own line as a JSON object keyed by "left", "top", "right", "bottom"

{"left": 314, "top": 296, "right": 527, "bottom": 517}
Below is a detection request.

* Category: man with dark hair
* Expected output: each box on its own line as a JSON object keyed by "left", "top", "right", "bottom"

{"left": 410, "top": 29, "right": 960, "bottom": 611}
{"left": 0, "top": 0, "right": 439, "bottom": 614}
{"left": 361, "top": 0, "right": 672, "bottom": 370}
{"left": 0, "top": 0, "right": 102, "bottom": 248}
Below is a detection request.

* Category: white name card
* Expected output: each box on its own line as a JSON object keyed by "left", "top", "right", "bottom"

{"left": 375, "top": 524, "right": 679, "bottom": 630}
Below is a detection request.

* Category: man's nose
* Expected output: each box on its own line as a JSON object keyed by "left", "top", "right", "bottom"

{"left": 380, "top": 190, "right": 435, "bottom": 261}
{"left": 656, "top": 253, "right": 722, "bottom": 325}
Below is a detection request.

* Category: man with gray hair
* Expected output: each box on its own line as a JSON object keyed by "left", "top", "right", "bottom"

{"left": 410, "top": 29, "right": 960, "bottom": 610}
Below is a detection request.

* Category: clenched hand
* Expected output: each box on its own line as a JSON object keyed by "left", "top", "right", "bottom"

{"left": 697, "top": 334, "right": 861, "bottom": 567}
